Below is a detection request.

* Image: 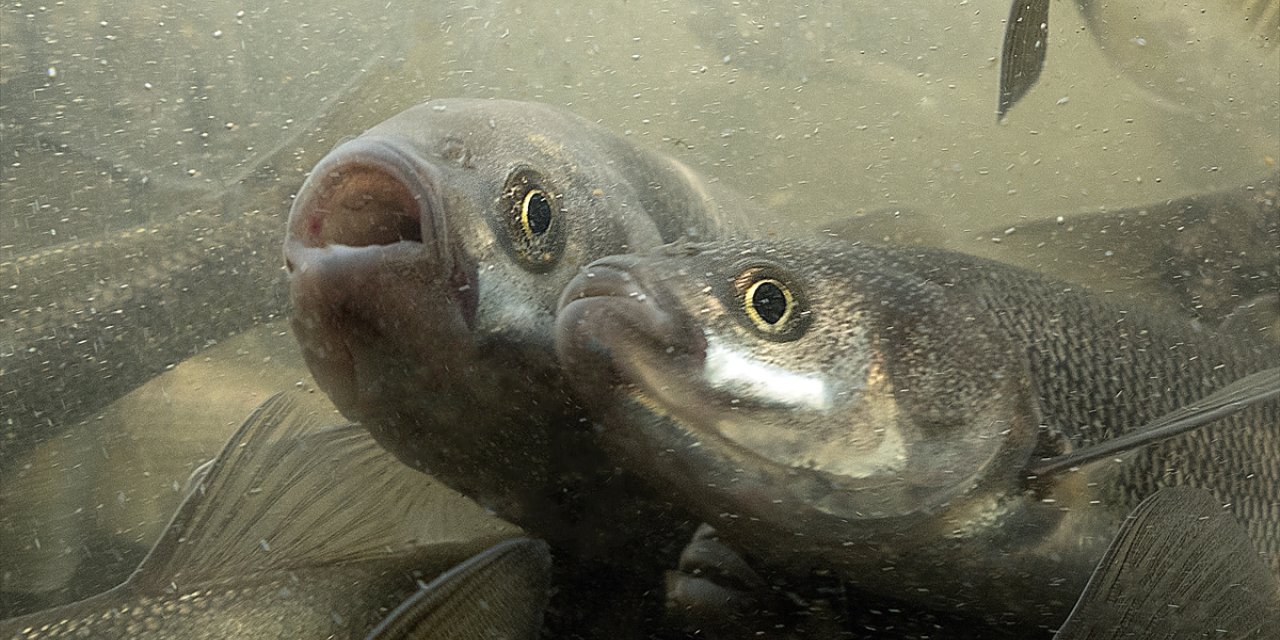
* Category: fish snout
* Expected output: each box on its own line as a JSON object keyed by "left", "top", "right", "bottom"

{"left": 555, "top": 257, "right": 707, "bottom": 390}
{"left": 283, "top": 136, "right": 480, "bottom": 418}
{"left": 284, "top": 136, "right": 443, "bottom": 258}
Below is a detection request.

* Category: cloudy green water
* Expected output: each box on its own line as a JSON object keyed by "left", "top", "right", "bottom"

{"left": 1, "top": 0, "right": 1276, "bottom": 627}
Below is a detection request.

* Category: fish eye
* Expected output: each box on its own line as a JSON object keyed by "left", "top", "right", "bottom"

{"left": 521, "top": 189, "right": 553, "bottom": 239}
{"left": 746, "top": 279, "right": 792, "bottom": 327}
{"left": 733, "top": 267, "right": 808, "bottom": 340}
{"left": 497, "top": 168, "right": 565, "bottom": 272}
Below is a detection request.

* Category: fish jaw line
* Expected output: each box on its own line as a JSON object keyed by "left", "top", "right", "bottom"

{"left": 686, "top": 337, "right": 916, "bottom": 482}
{"left": 584, "top": 326, "right": 996, "bottom": 534}
{"left": 286, "top": 241, "right": 475, "bottom": 420}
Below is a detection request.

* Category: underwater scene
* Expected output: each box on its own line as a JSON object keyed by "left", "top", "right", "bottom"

{"left": 1, "top": 0, "right": 1278, "bottom": 638}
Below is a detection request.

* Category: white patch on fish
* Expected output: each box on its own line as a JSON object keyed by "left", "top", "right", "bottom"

{"left": 703, "top": 334, "right": 830, "bottom": 410}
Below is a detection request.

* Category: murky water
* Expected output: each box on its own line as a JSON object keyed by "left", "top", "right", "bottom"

{"left": 1, "top": 0, "right": 1276, "bottom": 633}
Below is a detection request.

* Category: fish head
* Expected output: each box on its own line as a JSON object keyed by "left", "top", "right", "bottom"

{"left": 556, "top": 239, "right": 1042, "bottom": 562}
{"left": 283, "top": 99, "right": 716, "bottom": 534}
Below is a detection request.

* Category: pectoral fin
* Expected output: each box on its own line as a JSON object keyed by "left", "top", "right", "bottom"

{"left": 128, "top": 392, "right": 516, "bottom": 594}
{"left": 365, "top": 538, "right": 552, "bottom": 640}
{"left": 1054, "top": 486, "right": 1280, "bottom": 639}
{"left": 1030, "top": 366, "right": 1280, "bottom": 477}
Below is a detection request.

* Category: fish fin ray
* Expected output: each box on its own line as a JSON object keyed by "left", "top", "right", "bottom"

{"left": 364, "top": 538, "right": 551, "bottom": 640}
{"left": 1030, "top": 366, "right": 1280, "bottom": 477}
{"left": 126, "top": 392, "right": 496, "bottom": 593}
{"left": 1054, "top": 487, "right": 1280, "bottom": 639}
{"left": 997, "top": 0, "right": 1051, "bottom": 119}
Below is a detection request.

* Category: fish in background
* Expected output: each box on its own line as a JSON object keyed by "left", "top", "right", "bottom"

{"left": 0, "top": 393, "right": 546, "bottom": 640}
{"left": 0, "top": 39, "right": 417, "bottom": 476}
{"left": 285, "top": 98, "right": 757, "bottom": 636}
{"left": 555, "top": 236, "right": 1279, "bottom": 635}
{"left": 999, "top": 0, "right": 1280, "bottom": 117}
{"left": 825, "top": 172, "right": 1280, "bottom": 342}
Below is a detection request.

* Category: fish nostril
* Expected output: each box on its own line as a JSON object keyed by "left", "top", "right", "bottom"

{"left": 306, "top": 164, "right": 424, "bottom": 248}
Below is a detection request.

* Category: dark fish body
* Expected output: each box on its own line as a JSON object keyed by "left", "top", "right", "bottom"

{"left": 287, "top": 99, "right": 750, "bottom": 535}
{"left": 0, "top": 395, "right": 540, "bottom": 640}
{"left": 555, "top": 237, "right": 1279, "bottom": 631}
{"left": 0, "top": 209, "right": 289, "bottom": 469}
{"left": 826, "top": 172, "right": 1280, "bottom": 337}
{"left": 285, "top": 99, "right": 754, "bottom": 634}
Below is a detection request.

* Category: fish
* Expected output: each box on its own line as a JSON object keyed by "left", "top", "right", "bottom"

{"left": 554, "top": 237, "right": 1279, "bottom": 633}
{"left": 284, "top": 98, "right": 756, "bottom": 634}
{"left": 998, "top": 0, "right": 1280, "bottom": 117}
{"left": 665, "top": 483, "right": 1280, "bottom": 639}
{"left": 825, "top": 172, "right": 1280, "bottom": 339}
{"left": 0, "top": 393, "right": 545, "bottom": 639}
{"left": 998, "top": 0, "right": 1051, "bottom": 119}
{"left": 0, "top": 37, "right": 423, "bottom": 476}
{"left": 1053, "top": 486, "right": 1280, "bottom": 639}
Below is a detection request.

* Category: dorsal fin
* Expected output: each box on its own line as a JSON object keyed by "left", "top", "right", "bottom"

{"left": 365, "top": 538, "right": 551, "bottom": 640}
{"left": 124, "top": 392, "right": 510, "bottom": 593}
{"left": 997, "top": 0, "right": 1051, "bottom": 120}
{"left": 1029, "top": 366, "right": 1280, "bottom": 477}
{"left": 1054, "top": 486, "right": 1280, "bottom": 639}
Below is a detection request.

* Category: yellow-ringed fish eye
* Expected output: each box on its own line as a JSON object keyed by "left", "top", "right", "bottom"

{"left": 745, "top": 278, "right": 793, "bottom": 329}
{"left": 733, "top": 266, "right": 805, "bottom": 338}
{"left": 499, "top": 167, "right": 565, "bottom": 271}
{"left": 521, "top": 188, "right": 554, "bottom": 240}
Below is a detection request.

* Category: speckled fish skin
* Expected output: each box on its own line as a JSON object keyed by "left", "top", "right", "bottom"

{"left": 554, "top": 237, "right": 1280, "bottom": 632}
{"left": 1, "top": 554, "right": 461, "bottom": 640}
{"left": 0, "top": 394, "right": 530, "bottom": 640}
{"left": 284, "top": 99, "right": 753, "bottom": 634}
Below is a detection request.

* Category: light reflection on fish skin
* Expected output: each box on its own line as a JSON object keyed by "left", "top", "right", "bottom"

{"left": 555, "top": 237, "right": 1280, "bottom": 635}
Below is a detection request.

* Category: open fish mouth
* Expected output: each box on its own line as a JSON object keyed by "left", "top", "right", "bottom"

{"left": 284, "top": 136, "right": 478, "bottom": 414}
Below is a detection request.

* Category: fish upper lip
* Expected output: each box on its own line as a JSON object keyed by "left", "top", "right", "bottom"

{"left": 557, "top": 256, "right": 651, "bottom": 307}
{"left": 555, "top": 254, "right": 711, "bottom": 373}
{"left": 283, "top": 136, "right": 478, "bottom": 329}
{"left": 286, "top": 136, "right": 443, "bottom": 254}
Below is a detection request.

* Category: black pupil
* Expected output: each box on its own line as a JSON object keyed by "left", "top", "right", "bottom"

{"left": 752, "top": 282, "right": 788, "bottom": 324}
{"left": 524, "top": 191, "right": 552, "bottom": 235}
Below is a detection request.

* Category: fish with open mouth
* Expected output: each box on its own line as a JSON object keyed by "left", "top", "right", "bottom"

{"left": 555, "top": 237, "right": 1279, "bottom": 634}
{"left": 284, "top": 98, "right": 756, "bottom": 634}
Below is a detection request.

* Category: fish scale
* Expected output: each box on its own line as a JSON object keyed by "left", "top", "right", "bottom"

{"left": 555, "top": 237, "right": 1279, "bottom": 632}
{"left": 943, "top": 248, "right": 1280, "bottom": 573}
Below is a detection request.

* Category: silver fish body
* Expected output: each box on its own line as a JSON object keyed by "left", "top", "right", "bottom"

{"left": 555, "top": 238, "right": 1280, "bottom": 631}
{"left": 285, "top": 99, "right": 755, "bottom": 635}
